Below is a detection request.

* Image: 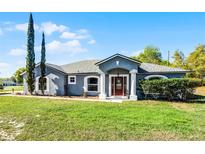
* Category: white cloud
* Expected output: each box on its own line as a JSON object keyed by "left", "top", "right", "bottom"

{"left": 9, "top": 48, "right": 26, "bottom": 56}
{"left": 40, "top": 22, "right": 67, "bottom": 35}
{"left": 15, "top": 22, "right": 68, "bottom": 35}
{"left": 14, "top": 22, "right": 93, "bottom": 42}
{"left": 15, "top": 23, "right": 39, "bottom": 32}
{"left": 47, "top": 40, "right": 87, "bottom": 54}
{"left": 66, "top": 40, "right": 81, "bottom": 47}
{"left": 60, "top": 31, "right": 90, "bottom": 40}
{"left": 0, "top": 62, "right": 10, "bottom": 70}
{"left": 15, "top": 23, "right": 27, "bottom": 31}
{"left": 88, "top": 39, "right": 96, "bottom": 45}
{"left": 60, "top": 31, "right": 78, "bottom": 39}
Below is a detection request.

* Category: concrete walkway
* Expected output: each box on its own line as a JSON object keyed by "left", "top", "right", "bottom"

{"left": 0, "top": 94, "right": 124, "bottom": 103}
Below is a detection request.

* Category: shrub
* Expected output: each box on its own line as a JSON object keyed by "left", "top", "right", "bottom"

{"left": 140, "top": 78, "right": 199, "bottom": 101}
{"left": 0, "top": 84, "right": 3, "bottom": 90}
{"left": 0, "top": 81, "right": 3, "bottom": 90}
{"left": 186, "top": 78, "right": 203, "bottom": 87}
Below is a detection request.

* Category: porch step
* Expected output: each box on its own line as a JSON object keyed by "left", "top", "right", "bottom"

{"left": 106, "top": 96, "right": 128, "bottom": 103}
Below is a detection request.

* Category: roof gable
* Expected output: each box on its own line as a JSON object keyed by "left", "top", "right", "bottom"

{"left": 95, "top": 53, "right": 141, "bottom": 66}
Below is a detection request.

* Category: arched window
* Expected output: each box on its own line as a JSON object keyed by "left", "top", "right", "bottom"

{"left": 38, "top": 77, "right": 47, "bottom": 90}
{"left": 36, "top": 76, "right": 49, "bottom": 91}
{"left": 145, "top": 75, "right": 168, "bottom": 80}
{"left": 84, "top": 76, "right": 99, "bottom": 92}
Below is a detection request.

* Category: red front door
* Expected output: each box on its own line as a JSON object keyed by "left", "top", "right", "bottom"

{"left": 112, "top": 77, "right": 124, "bottom": 96}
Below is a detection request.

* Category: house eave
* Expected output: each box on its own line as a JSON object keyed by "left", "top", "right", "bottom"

{"left": 138, "top": 71, "right": 191, "bottom": 75}
{"left": 21, "top": 63, "right": 67, "bottom": 76}
{"left": 67, "top": 72, "right": 100, "bottom": 75}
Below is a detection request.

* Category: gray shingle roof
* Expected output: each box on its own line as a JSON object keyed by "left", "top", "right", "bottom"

{"left": 42, "top": 60, "right": 189, "bottom": 74}
{"left": 61, "top": 60, "right": 100, "bottom": 74}
{"left": 140, "top": 63, "right": 188, "bottom": 73}
{"left": 46, "top": 63, "right": 65, "bottom": 73}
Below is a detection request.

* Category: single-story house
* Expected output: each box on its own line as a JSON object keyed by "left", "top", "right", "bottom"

{"left": 2, "top": 80, "right": 17, "bottom": 86}
{"left": 22, "top": 53, "right": 189, "bottom": 100}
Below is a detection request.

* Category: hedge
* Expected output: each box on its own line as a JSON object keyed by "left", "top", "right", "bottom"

{"left": 140, "top": 78, "right": 200, "bottom": 101}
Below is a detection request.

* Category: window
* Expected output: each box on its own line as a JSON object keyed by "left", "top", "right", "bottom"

{"left": 145, "top": 75, "right": 168, "bottom": 80}
{"left": 87, "top": 77, "right": 98, "bottom": 92}
{"left": 38, "top": 77, "right": 47, "bottom": 91}
{"left": 68, "top": 76, "right": 76, "bottom": 84}
{"left": 148, "top": 77, "right": 163, "bottom": 80}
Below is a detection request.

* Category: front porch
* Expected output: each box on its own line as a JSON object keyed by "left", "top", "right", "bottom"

{"left": 99, "top": 68, "right": 138, "bottom": 100}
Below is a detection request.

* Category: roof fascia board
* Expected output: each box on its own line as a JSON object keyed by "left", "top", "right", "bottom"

{"left": 95, "top": 53, "right": 141, "bottom": 65}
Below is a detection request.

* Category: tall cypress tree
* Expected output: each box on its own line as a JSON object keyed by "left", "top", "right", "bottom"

{"left": 40, "top": 32, "right": 46, "bottom": 95}
{"left": 26, "top": 13, "right": 35, "bottom": 94}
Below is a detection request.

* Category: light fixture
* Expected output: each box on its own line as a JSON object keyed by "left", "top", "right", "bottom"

{"left": 116, "top": 61, "right": 119, "bottom": 65}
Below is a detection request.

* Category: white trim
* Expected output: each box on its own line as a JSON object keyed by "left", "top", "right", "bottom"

{"left": 108, "top": 74, "right": 129, "bottom": 97}
{"left": 129, "top": 69, "right": 138, "bottom": 73}
{"left": 84, "top": 76, "right": 100, "bottom": 93}
{"left": 130, "top": 71, "right": 138, "bottom": 100}
{"left": 68, "top": 76, "right": 76, "bottom": 84}
{"left": 35, "top": 76, "right": 49, "bottom": 92}
{"left": 96, "top": 53, "right": 141, "bottom": 65}
{"left": 145, "top": 75, "right": 168, "bottom": 80}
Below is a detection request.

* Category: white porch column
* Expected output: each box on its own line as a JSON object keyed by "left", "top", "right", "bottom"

{"left": 99, "top": 73, "right": 106, "bottom": 99}
{"left": 129, "top": 69, "right": 138, "bottom": 100}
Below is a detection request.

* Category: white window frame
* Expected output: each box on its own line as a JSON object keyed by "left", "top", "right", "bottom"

{"left": 84, "top": 76, "right": 100, "bottom": 92}
{"left": 35, "top": 76, "right": 49, "bottom": 92}
{"left": 145, "top": 75, "right": 168, "bottom": 80}
{"left": 68, "top": 76, "right": 76, "bottom": 84}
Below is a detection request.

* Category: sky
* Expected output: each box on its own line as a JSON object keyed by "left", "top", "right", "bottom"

{"left": 1, "top": 12, "right": 205, "bottom": 77}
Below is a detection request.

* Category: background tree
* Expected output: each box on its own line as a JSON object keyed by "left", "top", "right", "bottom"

{"left": 40, "top": 32, "right": 46, "bottom": 95}
{"left": 186, "top": 44, "right": 205, "bottom": 79}
{"left": 12, "top": 67, "right": 26, "bottom": 84}
{"left": 10, "top": 76, "right": 16, "bottom": 83}
{"left": 26, "top": 13, "right": 35, "bottom": 94}
{"left": 172, "top": 50, "right": 186, "bottom": 69}
{"left": 160, "top": 60, "right": 171, "bottom": 66}
{"left": 132, "top": 46, "right": 162, "bottom": 64}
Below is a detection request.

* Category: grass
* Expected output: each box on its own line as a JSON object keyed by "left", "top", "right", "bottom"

{"left": 0, "top": 96, "right": 204, "bottom": 141}
{"left": 0, "top": 86, "right": 23, "bottom": 93}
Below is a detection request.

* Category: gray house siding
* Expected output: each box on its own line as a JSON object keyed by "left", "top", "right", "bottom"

{"left": 23, "top": 66, "right": 67, "bottom": 96}
{"left": 47, "top": 71, "right": 66, "bottom": 96}
{"left": 67, "top": 74, "right": 100, "bottom": 96}
{"left": 99, "top": 56, "right": 139, "bottom": 73}
{"left": 67, "top": 75, "right": 84, "bottom": 96}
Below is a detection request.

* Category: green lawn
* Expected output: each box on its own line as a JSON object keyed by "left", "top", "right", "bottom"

{"left": 0, "top": 86, "right": 23, "bottom": 93}
{"left": 0, "top": 96, "right": 204, "bottom": 141}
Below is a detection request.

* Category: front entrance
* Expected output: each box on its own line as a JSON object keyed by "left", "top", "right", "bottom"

{"left": 111, "top": 76, "right": 128, "bottom": 96}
